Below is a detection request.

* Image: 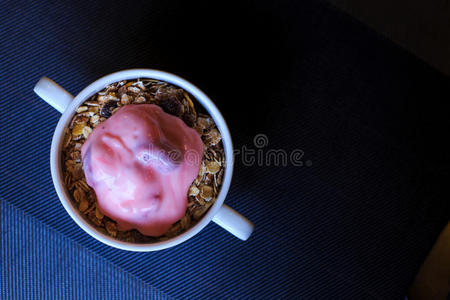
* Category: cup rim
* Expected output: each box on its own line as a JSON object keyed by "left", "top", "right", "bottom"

{"left": 50, "top": 69, "right": 234, "bottom": 251}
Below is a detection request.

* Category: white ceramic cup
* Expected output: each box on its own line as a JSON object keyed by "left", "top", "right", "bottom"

{"left": 34, "top": 69, "right": 254, "bottom": 251}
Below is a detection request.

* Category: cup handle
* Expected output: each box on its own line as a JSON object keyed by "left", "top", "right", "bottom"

{"left": 212, "top": 204, "right": 254, "bottom": 240}
{"left": 34, "top": 77, "right": 74, "bottom": 113}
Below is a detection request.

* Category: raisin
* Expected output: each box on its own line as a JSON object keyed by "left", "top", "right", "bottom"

{"left": 160, "top": 96, "right": 182, "bottom": 116}
{"left": 148, "top": 84, "right": 159, "bottom": 94}
{"left": 174, "top": 88, "right": 184, "bottom": 100}
{"left": 100, "top": 101, "right": 117, "bottom": 118}
{"left": 182, "top": 114, "right": 196, "bottom": 127}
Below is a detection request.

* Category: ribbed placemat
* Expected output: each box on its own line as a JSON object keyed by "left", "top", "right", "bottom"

{"left": 1, "top": 201, "right": 171, "bottom": 299}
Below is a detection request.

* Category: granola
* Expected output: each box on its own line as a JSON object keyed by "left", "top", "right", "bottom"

{"left": 62, "top": 79, "right": 224, "bottom": 243}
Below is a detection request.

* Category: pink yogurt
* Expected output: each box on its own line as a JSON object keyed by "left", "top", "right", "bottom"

{"left": 81, "top": 104, "right": 203, "bottom": 236}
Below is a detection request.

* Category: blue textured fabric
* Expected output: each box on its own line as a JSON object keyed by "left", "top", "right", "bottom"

{"left": 1, "top": 201, "right": 171, "bottom": 299}
{"left": 1, "top": 0, "right": 449, "bottom": 299}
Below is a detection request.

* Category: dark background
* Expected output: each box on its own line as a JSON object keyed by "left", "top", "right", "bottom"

{"left": 331, "top": 0, "right": 450, "bottom": 76}
{"left": 1, "top": 0, "right": 449, "bottom": 299}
